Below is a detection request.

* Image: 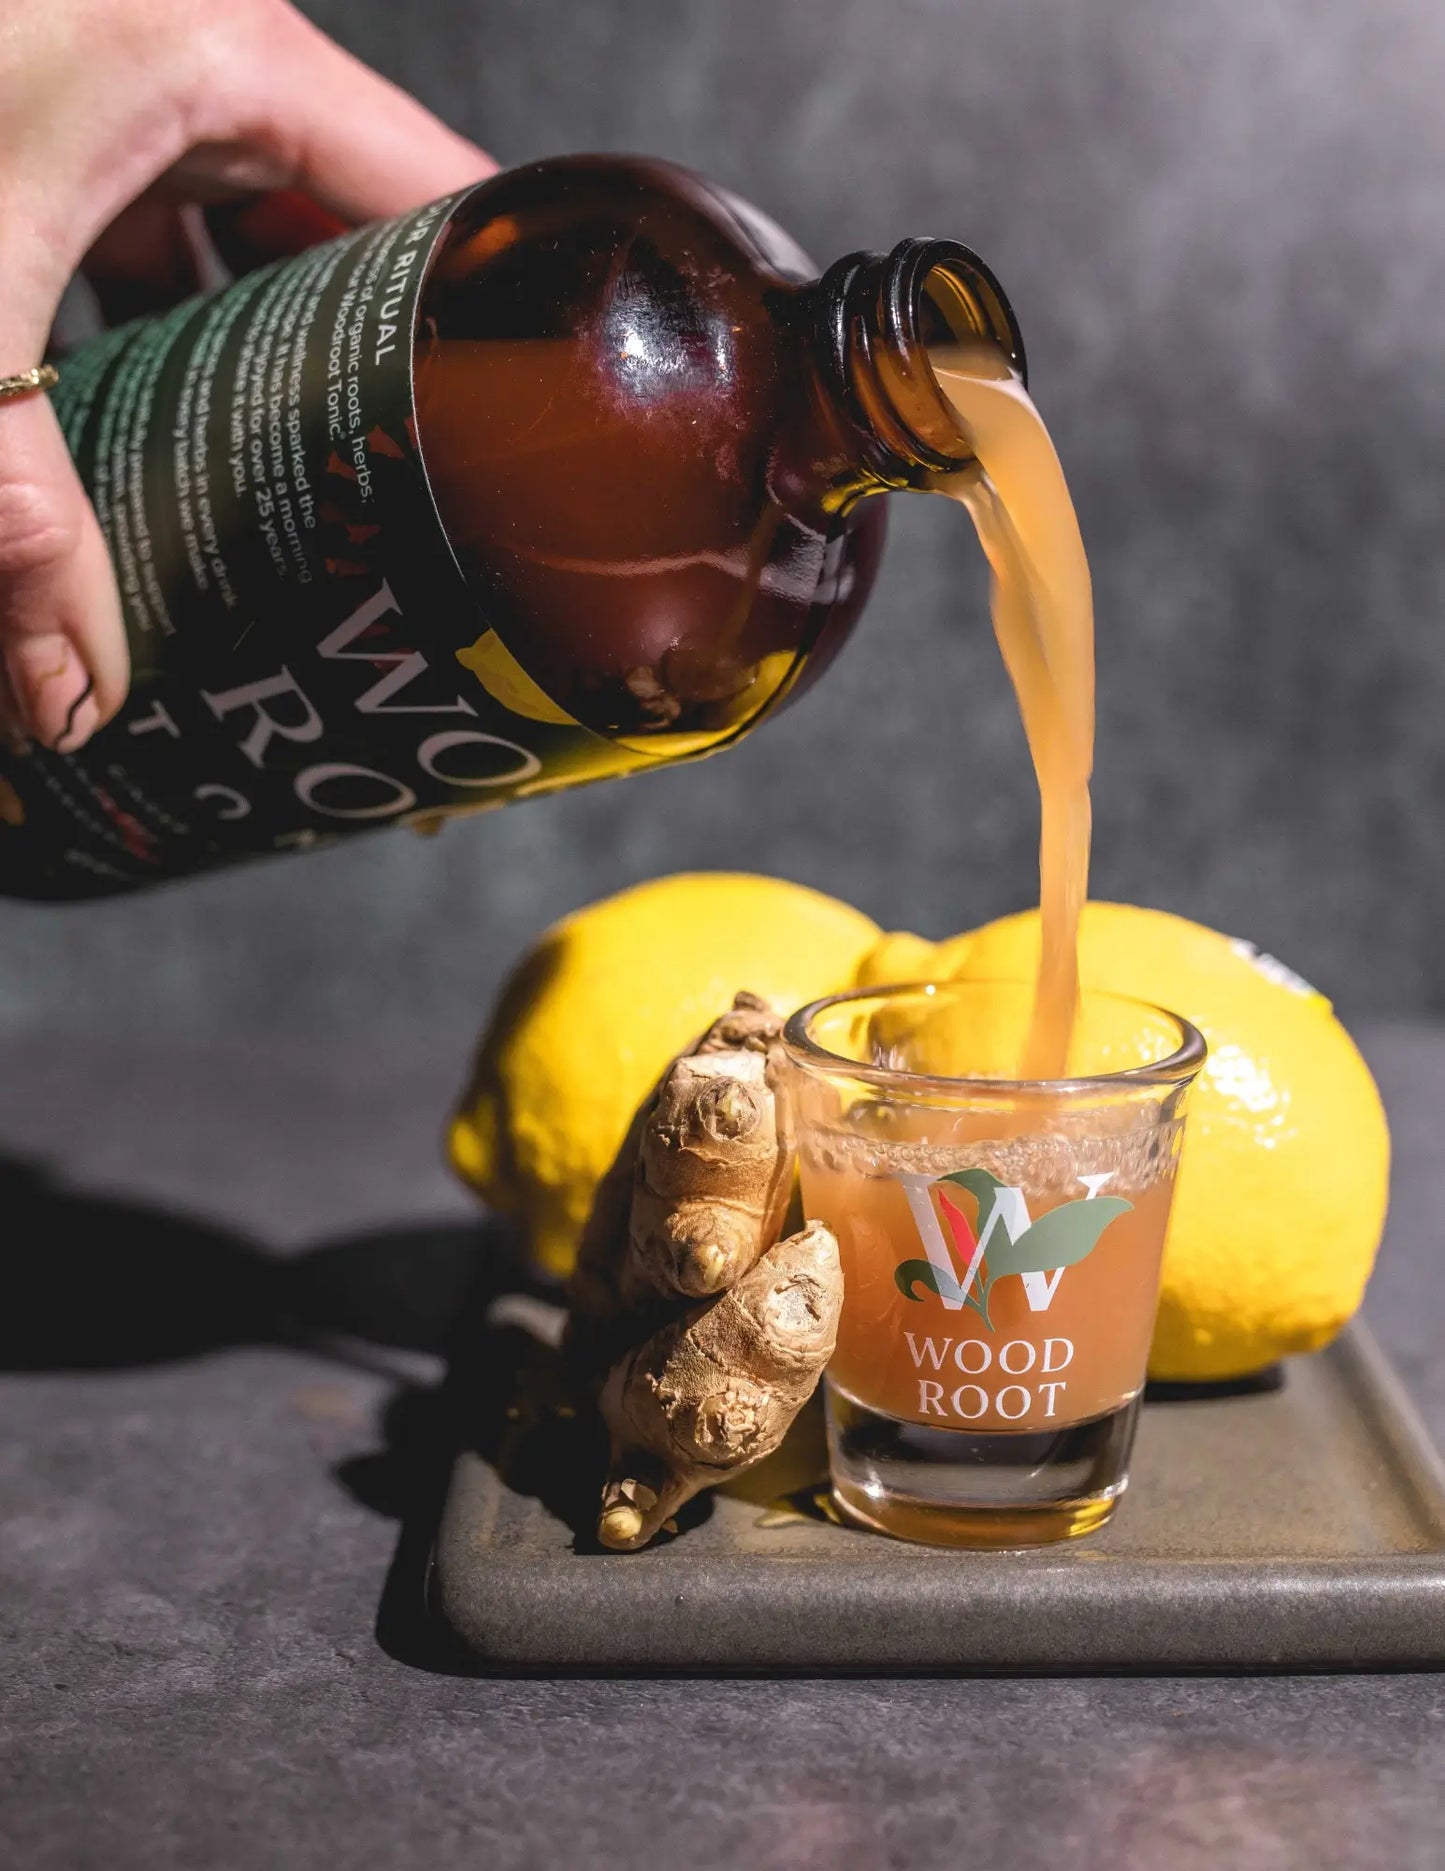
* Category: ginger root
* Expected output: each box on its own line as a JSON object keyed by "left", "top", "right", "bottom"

{"left": 566, "top": 992, "right": 842, "bottom": 1551}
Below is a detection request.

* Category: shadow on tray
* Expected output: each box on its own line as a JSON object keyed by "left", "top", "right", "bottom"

{"left": 0, "top": 1147, "right": 1285, "bottom": 1675}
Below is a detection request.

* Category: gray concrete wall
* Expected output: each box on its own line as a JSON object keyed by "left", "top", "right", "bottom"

{"left": 4, "top": 0, "right": 1443, "bottom": 1054}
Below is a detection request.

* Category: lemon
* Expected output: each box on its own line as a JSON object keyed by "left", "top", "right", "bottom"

{"left": 854, "top": 928, "right": 974, "bottom": 989}
{"left": 449, "top": 873, "right": 880, "bottom": 1278}
{"left": 938, "top": 902, "right": 1390, "bottom": 1381}
{"left": 862, "top": 975, "right": 1188, "bottom": 1082}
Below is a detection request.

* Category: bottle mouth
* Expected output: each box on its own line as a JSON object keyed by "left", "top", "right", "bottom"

{"left": 897, "top": 238, "right": 1027, "bottom": 383}
{"left": 818, "top": 237, "right": 1027, "bottom": 482}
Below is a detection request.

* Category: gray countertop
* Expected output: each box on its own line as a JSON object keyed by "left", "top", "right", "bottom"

{"left": 2, "top": 1023, "right": 1443, "bottom": 1870}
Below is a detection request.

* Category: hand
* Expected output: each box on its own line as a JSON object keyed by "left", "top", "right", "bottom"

{"left": 0, "top": 0, "right": 493, "bottom": 750}
{"left": 565, "top": 994, "right": 843, "bottom": 1550}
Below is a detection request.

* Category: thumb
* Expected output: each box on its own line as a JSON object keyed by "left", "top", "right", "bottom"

{"left": 0, "top": 389, "right": 129, "bottom": 750}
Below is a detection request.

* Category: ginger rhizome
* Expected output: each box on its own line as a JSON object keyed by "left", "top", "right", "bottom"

{"left": 566, "top": 992, "right": 842, "bottom": 1550}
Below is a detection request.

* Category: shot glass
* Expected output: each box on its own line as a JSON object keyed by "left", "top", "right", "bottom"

{"left": 783, "top": 980, "right": 1205, "bottom": 1547}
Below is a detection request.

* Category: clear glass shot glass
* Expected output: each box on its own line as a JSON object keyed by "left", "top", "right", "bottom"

{"left": 783, "top": 980, "right": 1206, "bottom": 1548}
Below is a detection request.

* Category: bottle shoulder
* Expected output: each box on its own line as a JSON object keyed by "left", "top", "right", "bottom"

{"left": 409, "top": 157, "right": 886, "bottom": 748}
{"left": 438, "top": 152, "right": 819, "bottom": 294}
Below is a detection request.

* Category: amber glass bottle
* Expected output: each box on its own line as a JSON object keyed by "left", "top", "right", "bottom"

{"left": 0, "top": 154, "right": 1022, "bottom": 898}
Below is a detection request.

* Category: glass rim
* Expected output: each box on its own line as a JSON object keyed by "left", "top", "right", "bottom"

{"left": 782, "top": 978, "right": 1207, "bottom": 1097}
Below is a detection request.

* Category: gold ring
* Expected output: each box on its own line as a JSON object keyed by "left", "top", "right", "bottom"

{"left": 0, "top": 363, "right": 60, "bottom": 405}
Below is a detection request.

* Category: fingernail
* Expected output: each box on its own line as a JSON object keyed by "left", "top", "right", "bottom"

{"left": 4, "top": 635, "right": 98, "bottom": 751}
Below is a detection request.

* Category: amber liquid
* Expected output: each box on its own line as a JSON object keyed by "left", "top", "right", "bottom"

{"left": 809, "top": 1132, "right": 1173, "bottom": 1435}
{"left": 798, "top": 1113, "right": 1180, "bottom": 1546}
{"left": 927, "top": 344, "right": 1094, "bottom": 1077}
{"left": 801, "top": 364, "right": 1137, "bottom": 1538}
{"left": 411, "top": 162, "right": 889, "bottom": 750}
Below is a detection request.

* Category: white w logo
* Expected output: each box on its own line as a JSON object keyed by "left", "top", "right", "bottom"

{"left": 894, "top": 1166, "right": 1130, "bottom": 1327}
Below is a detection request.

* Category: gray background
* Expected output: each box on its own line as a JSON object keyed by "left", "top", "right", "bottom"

{"left": 7, "top": 14, "right": 1445, "bottom": 1860}
{"left": 5, "top": 0, "right": 1445, "bottom": 1064}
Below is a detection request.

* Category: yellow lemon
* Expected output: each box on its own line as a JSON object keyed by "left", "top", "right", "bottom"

{"left": 858, "top": 975, "right": 1187, "bottom": 1082}
{"left": 449, "top": 873, "right": 880, "bottom": 1278}
{"left": 854, "top": 928, "right": 975, "bottom": 988}
{"left": 949, "top": 902, "right": 1390, "bottom": 1381}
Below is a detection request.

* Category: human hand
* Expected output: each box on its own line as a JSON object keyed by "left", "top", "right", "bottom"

{"left": 0, "top": 0, "right": 493, "bottom": 750}
{"left": 564, "top": 994, "right": 843, "bottom": 1550}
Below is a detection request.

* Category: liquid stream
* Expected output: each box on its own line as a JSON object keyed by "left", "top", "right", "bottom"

{"left": 928, "top": 342, "right": 1095, "bottom": 1079}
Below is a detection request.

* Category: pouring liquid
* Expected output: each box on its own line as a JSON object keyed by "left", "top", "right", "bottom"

{"left": 928, "top": 342, "right": 1095, "bottom": 1078}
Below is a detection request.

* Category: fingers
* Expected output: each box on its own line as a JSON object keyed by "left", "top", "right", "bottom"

{"left": 191, "top": 7, "right": 496, "bottom": 228}
{"left": 0, "top": 392, "right": 129, "bottom": 749}
{"left": 0, "top": 0, "right": 493, "bottom": 756}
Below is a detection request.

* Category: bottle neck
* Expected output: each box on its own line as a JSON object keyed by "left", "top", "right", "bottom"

{"left": 813, "top": 238, "right": 1027, "bottom": 490}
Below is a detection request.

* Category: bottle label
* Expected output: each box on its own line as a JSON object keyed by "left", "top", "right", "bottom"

{"left": 0, "top": 188, "right": 635, "bottom": 896}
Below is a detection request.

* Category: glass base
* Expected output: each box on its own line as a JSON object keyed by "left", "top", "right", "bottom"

{"left": 825, "top": 1380, "right": 1140, "bottom": 1550}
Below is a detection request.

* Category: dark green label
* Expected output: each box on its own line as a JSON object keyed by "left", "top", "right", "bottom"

{"left": 0, "top": 189, "right": 628, "bottom": 898}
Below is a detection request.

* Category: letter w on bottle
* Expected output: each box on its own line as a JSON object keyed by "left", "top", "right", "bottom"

{"left": 894, "top": 1168, "right": 1132, "bottom": 1313}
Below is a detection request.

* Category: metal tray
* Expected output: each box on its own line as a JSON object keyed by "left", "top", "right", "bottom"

{"left": 432, "top": 1315, "right": 1445, "bottom": 1671}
